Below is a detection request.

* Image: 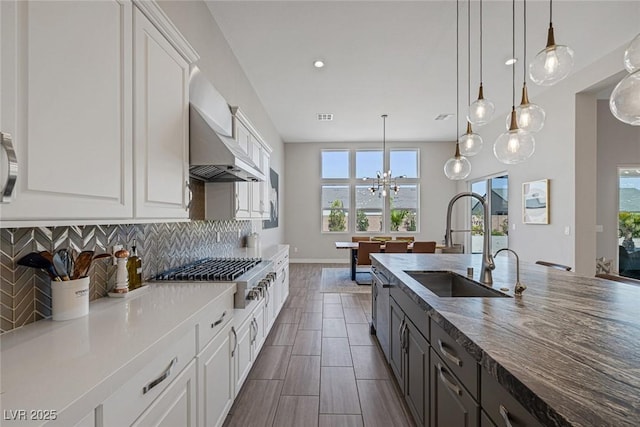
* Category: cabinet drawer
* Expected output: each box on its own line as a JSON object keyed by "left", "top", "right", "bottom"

{"left": 389, "top": 287, "right": 429, "bottom": 341}
{"left": 430, "top": 319, "right": 478, "bottom": 400}
{"left": 431, "top": 349, "right": 479, "bottom": 427}
{"left": 197, "top": 291, "right": 234, "bottom": 352}
{"left": 102, "top": 328, "right": 196, "bottom": 426}
{"left": 481, "top": 370, "right": 543, "bottom": 427}
{"left": 481, "top": 410, "right": 497, "bottom": 427}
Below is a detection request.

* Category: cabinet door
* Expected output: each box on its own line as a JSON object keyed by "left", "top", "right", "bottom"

{"left": 430, "top": 350, "right": 479, "bottom": 427}
{"left": 235, "top": 182, "right": 252, "bottom": 218}
{"left": 0, "top": 0, "right": 133, "bottom": 223}
{"left": 234, "top": 316, "right": 253, "bottom": 395}
{"left": 132, "top": 360, "right": 197, "bottom": 427}
{"left": 252, "top": 301, "right": 266, "bottom": 353}
{"left": 133, "top": 7, "right": 189, "bottom": 219}
{"left": 388, "top": 297, "right": 404, "bottom": 387}
{"left": 405, "top": 320, "right": 430, "bottom": 427}
{"left": 280, "top": 263, "right": 290, "bottom": 304}
{"left": 199, "top": 323, "right": 233, "bottom": 427}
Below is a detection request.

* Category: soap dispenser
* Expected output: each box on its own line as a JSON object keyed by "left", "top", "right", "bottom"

{"left": 127, "top": 239, "right": 143, "bottom": 290}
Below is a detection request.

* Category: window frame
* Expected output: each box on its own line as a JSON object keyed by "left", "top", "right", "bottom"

{"left": 321, "top": 148, "right": 421, "bottom": 235}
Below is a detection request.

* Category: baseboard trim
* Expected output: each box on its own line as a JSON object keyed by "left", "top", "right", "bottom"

{"left": 291, "top": 258, "right": 349, "bottom": 264}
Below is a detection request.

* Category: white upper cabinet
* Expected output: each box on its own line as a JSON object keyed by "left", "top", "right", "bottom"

{"left": 0, "top": 0, "right": 198, "bottom": 227}
{"left": 0, "top": 0, "right": 134, "bottom": 225}
{"left": 133, "top": 6, "right": 189, "bottom": 219}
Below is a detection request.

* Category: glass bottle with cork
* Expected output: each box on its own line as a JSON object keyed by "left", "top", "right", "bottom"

{"left": 127, "top": 239, "right": 143, "bottom": 290}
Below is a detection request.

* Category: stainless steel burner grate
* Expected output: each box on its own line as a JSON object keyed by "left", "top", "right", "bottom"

{"left": 155, "top": 257, "right": 262, "bottom": 281}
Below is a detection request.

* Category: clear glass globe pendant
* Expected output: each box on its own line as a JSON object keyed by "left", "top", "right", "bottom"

{"left": 459, "top": 121, "right": 483, "bottom": 156}
{"left": 467, "top": 83, "right": 495, "bottom": 126}
{"left": 444, "top": 143, "right": 471, "bottom": 180}
{"left": 610, "top": 33, "right": 640, "bottom": 126}
{"left": 529, "top": 24, "right": 574, "bottom": 86}
{"left": 494, "top": 108, "right": 536, "bottom": 164}
{"left": 624, "top": 33, "right": 640, "bottom": 73}
{"left": 610, "top": 70, "right": 640, "bottom": 126}
{"left": 507, "top": 83, "right": 546, "bottom": 133}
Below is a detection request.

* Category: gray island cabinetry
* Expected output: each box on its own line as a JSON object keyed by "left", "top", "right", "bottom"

{"left": 370, "top": 253, "right": 637, "bottom": 427}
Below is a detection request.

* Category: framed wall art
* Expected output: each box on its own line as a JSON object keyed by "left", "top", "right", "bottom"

{"left": 523, "top": 179, "right": 549, "bottom": 224}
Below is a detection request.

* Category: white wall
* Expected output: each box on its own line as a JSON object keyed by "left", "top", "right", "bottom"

{"left": 284, "top": 141, "right": 457, "bottom": 262}
{"left": 459, "top": 43, "right": 636, "bottom": 275}
{"left": 596, "top": 100, "right": 640, "bottom": 265}
{"left": 158, "top": 1, "right": 285, "bottom": 247}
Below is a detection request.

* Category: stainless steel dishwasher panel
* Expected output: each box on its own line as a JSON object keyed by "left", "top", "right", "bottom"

{"left": 371, "top": 266, "right": 390, "bottom": 360}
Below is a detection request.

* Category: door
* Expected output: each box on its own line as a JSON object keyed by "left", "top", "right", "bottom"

{"left": 430, "top": 349, "right": 478, "bottom": 427}
{"left": 132, "top": 361, "right": 197, "bottom": 427}
{"left": 199, "top": 323, "right": 233, "bottom": 427}
{"left": 389, "top": 297, "right": 404, "bottom": 387}
{"left": 405, "top": 320, "right": 429, "bottom": 427}
{"left": 0, "top": 0, "right": 133, "bottom": 223}
{"left": 133, "top": 7, "right": 189, "bottom": 219}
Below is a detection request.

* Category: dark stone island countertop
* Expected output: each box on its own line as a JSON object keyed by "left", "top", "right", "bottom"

{"left": 370, "top": 253, "right": 640, "bottom": 427}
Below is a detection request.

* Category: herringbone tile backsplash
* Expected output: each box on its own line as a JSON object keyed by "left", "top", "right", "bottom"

{"left": 0, "top": 220, "right": 251, "bottom": 332}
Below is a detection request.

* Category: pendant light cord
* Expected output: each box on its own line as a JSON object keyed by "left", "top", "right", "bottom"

{"left": 523, "top": 0, "right": 527, "bottom": 82}
{"left": 479, "top": 0, "right": 483, "bottom": 84}
{"left": 549, "top": 0, "right": 553, "bottom": 25}
{"left": 467, "top": 0, "right": 471, "bottom": 107}
{"left": 512, "top": 0, "right": 515, "bottom": 108}
{"left": 456, "top": 0, "right": 460, "bottom": 139}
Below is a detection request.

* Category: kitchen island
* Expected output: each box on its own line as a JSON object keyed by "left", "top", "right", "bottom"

{"left": 371, "top": 253, "right": 640, "bottom": 427}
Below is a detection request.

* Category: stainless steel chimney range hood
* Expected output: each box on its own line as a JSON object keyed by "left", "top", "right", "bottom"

{"left": 189, "top": 67, "right": 265, "bottom": 183}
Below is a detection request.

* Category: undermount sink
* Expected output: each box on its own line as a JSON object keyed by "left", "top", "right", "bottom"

{"left": 404, "top": 271, "right": 510, "bottom": 298}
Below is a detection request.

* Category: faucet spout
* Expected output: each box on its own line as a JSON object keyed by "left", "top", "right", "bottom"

{"left": 445, "top": 192, "right": 495, "bottom": 285}
{"left": 494, "top": 248, "right": 527, "bottom": 296}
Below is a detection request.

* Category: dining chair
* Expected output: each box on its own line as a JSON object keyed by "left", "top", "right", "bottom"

{"left": 411, "top": 241, "right": 437, "bottom": 253}
{"left": 355, "top": 241, "right": 382, "bottom": 284}
{"left": 384, "top": 241, "right": 409, "bottom": 253}
{"left": 351, "top": 236, "right": 371, "bottom": 242}
{"left": 394, "top": 236, "right": 415, "bottom": 242}
{"left": 535, "top": 260, "right": 571, "bottom": 271}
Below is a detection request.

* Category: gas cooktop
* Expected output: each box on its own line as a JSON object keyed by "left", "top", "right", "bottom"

{"left": 154, "top": 257, "right": 262, "bottom": 282}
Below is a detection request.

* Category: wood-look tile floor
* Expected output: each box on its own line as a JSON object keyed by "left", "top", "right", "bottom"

{"left": 224, "top": 264, "right": 416, "bottom": 427}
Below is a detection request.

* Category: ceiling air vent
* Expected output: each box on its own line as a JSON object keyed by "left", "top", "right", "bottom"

{"left": 434, "top": 114, "right": 454, "bottom": 121}
{"left": 317, "top": 113, "right": 334, "bottom": 121}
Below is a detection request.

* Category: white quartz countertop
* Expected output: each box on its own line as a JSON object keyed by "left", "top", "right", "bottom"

{"left": 0, "top": 282, "right": 236, "bottom": 426}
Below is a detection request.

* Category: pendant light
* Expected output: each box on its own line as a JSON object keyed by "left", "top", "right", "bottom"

{"left": 459, "top": 0, "right": 483, "bottom": 156}
{"left": 494, "top": 0, "right": 535, "bottom": 164}
{"left": 609, "top": 33, "right": 640, "bottom": 126}
{"left": 509, "top": 0, "right": 545, "bottom": 133}
{"left": 529, "top": 0, "right": 574, "bottom": 86}
{"left": 367, "top": 115, "right": 403, "bottom": 197}
{"left": 467, "top": 0, "right": 495, "bottom": 126}
{"left": 445, "top": 0, "right": 471, "bottom": 180}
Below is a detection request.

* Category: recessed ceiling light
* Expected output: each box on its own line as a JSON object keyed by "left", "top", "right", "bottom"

{"left": 317, "top": 113, "right": 333, "bottom": 121}
{"left": 435, "top": 114, "right": 454, "bottom": 121}
{"left": 313, "top": 60, "right": 325, "bottom": 68}
{"left": 505, "top": 58, "right": 518, "bottom": 66}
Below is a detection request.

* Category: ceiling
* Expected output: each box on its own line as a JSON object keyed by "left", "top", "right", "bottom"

{"left": 205, "top": 1, "right": 639, "bottom": 143}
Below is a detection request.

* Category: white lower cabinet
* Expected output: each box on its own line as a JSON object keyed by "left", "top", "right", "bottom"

{"left": 197, "top": 322, "right": 234, "bottom": 427}
{"left": 132, "top": 360, "right": 197, "bottom": 427}
{"left": 233, "top": 313, "right": 254, "bottom": 396}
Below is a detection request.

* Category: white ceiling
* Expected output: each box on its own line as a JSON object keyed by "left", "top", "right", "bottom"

{"left": 205, "top": 1, "right": 639, "bottom": 143}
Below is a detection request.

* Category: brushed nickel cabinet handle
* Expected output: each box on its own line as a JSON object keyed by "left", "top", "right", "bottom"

{"left": 231, "top": 326, "right": 238, "bottom": 357}
{"left": 499, "top": 405, "right": 514, "bottom": 427}
{"left": 185, "top": 181, "right": 193, "bottom": 211}
{"left": 143, "top": 357, "right": 177, "bottom": 394}
{"left": 438, "top": 339, "right": 462, "bottom": 367}
{"left": 437, "top": 363, "right": 461, "bottom": 396}
{"left": 211, "top": 311, "right": 226, "bottom": 328}
{"left": 1, "top": 132, "right": 18, "bottom": 203}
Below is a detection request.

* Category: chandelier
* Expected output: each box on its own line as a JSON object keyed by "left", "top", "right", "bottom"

{"left": 366, "top": 114, "right": 403, "bottom": 197}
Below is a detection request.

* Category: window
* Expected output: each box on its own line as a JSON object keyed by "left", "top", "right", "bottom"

{"left": 470, "top": 175, "right": 509, "bottom": 253}
{"left": 322, "top": 185, "right": 349, "bottom": 232}
{"left": 321, "top": 149, "right": 420, "bottom": 234}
